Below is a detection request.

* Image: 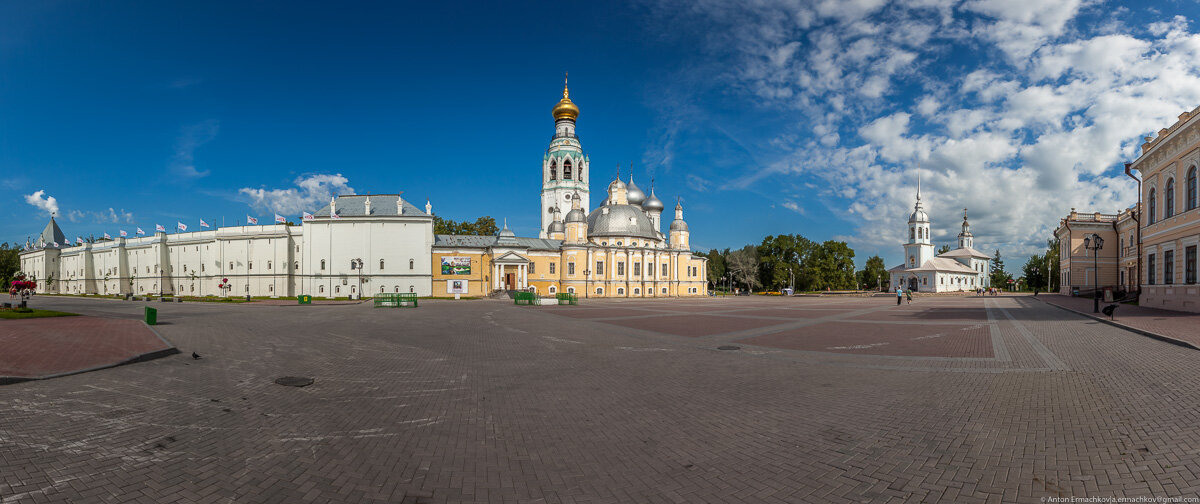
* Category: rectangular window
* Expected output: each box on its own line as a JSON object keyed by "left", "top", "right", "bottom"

{"left": 617, "top": 262, "right": 625, "bottom": 276}
{"left": 549, "top": 263, "right": 556, "bottom": 274}
{"left": 1164, "top": 250, "right": 1175, "bottom": 285}
{"left": 1182, "top": 245, "right": 1196, "bottom": 284}
{"left": 568, "top": 262, "right": 575, "bottom": 275}
{"left": 633, "top": 262, "right": 640, "bottom": 276}
{"left": 596, "top": 261, "right": 604, "bottom": 275}
{"left": 1148, "top": 254, "right": 1156, "bottom": 285}
{"left": 662, "top": 263, "right": 667, "bottom": 277}
{"left": 530, "top": 263, "right": 536, "bottom": 274}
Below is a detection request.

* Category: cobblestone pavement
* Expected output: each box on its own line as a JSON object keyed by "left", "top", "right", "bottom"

{"left": 0, "top": 315, "right": 173, "bottom": 380}
{"left": 3, "top": 295, "right": 1200, "bottom": 503}
{"left": 1039, "top": 294, "right": 1200, "bottom": 349}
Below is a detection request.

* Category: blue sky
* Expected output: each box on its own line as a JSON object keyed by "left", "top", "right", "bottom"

{"left": 6, "top": 1, "right": 1200, "bottom": 269}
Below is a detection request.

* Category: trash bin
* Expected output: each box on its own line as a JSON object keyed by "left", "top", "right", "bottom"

{"left": 297, "top": 295, "right": 312, "bottom": 305}
{"left": 144, "top": 306, "right": 157, "bottom": 325}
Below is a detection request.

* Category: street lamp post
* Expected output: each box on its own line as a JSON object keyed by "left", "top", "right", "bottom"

{"left": 1084, "top": 233, "right": 1104, "bottom": 313}
{"left": 584, "top": 269, "right": 591, "bottom": 299}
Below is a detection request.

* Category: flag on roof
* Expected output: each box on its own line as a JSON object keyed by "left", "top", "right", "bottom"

{"left": 177, "top": 221, "right": 188, "bottom": 232}
{"left": 103, "top": 232, "right": 111, "bottom": 240}
{"left": 76, "top": 237, "right": 83, "bottom": 244}
{"left": 200, "top": 218, "right": 209, "bottom": 228}
{"left": 136, "top": 227, "right": 145, "bottom": 235}
{"left": 302, "top": 211, "right": 314, "bottom": 221}
{"left": 156, "top": 224, "right": 166, "bottom": 232}
{"left": 274, "top": 213, "right": 285, "bottom": 224}
{"left": 53, "top": 241, "right": 59, "bottom": 247}
{"left": 247, "top": 215, "right": 258, "bottom": 225}
{"left": 119, "top": 230, "right": 127, "bottom": 237}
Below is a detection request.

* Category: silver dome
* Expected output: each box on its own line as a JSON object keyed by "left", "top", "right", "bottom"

{"left": 670, "top": 219, "right": 689, "bottom": 232}
{"left": 607, "top": 178, "right": 626, "bottom": 192}
{"left": 587, "top": 204, "right": 658, "bottom": 240}
{"left": 566, "top": 208, "right": 586, "bottom": 223}
{"left": 642, "top": 190, "right": 664, "bottom": 212}
{"left": 908, "top": 205, "right": 929, "bottom": 223}
{"left": 626, "top": 178, "right": 646, "bottom": 206}
{"left": 547, "top": 220, "right": 565, "bottom": 233}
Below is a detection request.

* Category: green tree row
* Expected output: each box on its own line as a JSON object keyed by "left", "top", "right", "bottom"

{"left": 433, "top": 216, "right": 499, "bottom": 236}
{"left": 705, "top": 234, "right": 872, "bottom": 292}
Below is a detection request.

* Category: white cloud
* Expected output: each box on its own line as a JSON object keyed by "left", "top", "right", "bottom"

{"left": 171, "top": 120, "right": 218, "bottom": 179}
{"left": 239, "top": 174, "right": 356, "bottom": 214}
{"left": 65, "top": 207, "right": 135, "bottom": 224}
{"left": 24, "top": 190, "right": 58, "bottom": 216}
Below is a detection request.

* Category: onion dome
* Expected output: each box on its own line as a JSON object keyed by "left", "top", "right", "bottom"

{"left": 670, "top": 219, "right": 689, "bottom": 232}
{"left": 498, "top": 220, "right": 516, "bottom": 237}
{"left": 566, "top": 208, "right": 586, "bottom": 223}
{"left": 547, "top": 220, "right": 565, "bottom": 234}
{"left": 551, "top": 75, "right": 579, "bottom": 121}
{"left": 642, "top": 187, "right": 664, "bottom": 212}
{"left": 626, "top": 176, "right": 646, "bottom": 206}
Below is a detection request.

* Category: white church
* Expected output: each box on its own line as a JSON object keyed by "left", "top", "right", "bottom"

{"left": 888, "top": 179, "right": 992, "bottom": 292}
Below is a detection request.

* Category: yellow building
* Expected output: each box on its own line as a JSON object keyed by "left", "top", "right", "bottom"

{"left": 431, "top": 78, "right": 709, "bottom": 298}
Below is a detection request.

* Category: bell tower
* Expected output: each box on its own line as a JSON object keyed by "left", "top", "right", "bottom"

{"left": 541, "top": 73, "right": 590, "bottom": 238}
{"left": 903, "top": 169, "right": 934, "bottom": 269}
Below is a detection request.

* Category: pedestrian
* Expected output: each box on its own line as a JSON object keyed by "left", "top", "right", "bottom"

{"left": 905, "top": 287, "right": 913, "bottom": 304}
{"left": 896, "top": 286, "right": 903, "bottom": 305}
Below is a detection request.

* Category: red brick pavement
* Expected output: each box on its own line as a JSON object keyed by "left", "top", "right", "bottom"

{"left": 0, "top": 316, "right": 174, "bottom": 380}
{"left": 738, "top": 321, "right": 994, "bottom": 358}
{"left": 1038, "top": 294, "right": 1200, "bottom": 349}
{"left": 601, "top": 313, "right": 790, "bottom": 337}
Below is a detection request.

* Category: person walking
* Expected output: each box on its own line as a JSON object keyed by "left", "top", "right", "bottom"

{"left": 896, "top": 286, "right": 903, "bottom": 305}
{"left": 905, "top": 287, "right": 913, "bottom": 304}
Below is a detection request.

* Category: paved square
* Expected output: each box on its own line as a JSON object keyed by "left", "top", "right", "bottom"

{"left": 3, "top": 294, "right": 1200, "bottom": 503}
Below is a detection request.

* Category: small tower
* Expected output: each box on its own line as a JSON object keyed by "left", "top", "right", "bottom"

{"left": 642, "top": 179, "right": 664, "bottom": 232}
{"left": 564, "top": 192, "right": 588, "bottom": 243}
{"left": 958, "top": 208, "right": 974, "bottom": 249}
{"left": 607, "top": 165, "right": 628, "bottom": 205}
{"left": 547, "top": 206, "right": 566, "bottom": 241}
{"left": 396, "top": 193, "right": 405, "bottom": 215}
{"left": 669, "top": 199, "right": 690, "bottom": 250}
{"left": 903, "top": 169, "right": 935, "bottom": 269}
{"left": 330, "top": 196, "right": 336, "bottom": 217}
{"left": 364, "top": 194, "right": 372, "bottom": 215}
{"left": 425, "top": 199, "right": 432, "bottom": 215}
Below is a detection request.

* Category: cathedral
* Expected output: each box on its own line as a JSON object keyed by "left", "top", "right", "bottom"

{"left": 18, "top": 78, "right": 709, "bottom": 299}
{"left": 888, "top": 177, "right": 991, "bottom": 292}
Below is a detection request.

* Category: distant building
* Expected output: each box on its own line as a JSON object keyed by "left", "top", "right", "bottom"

{"left": 888, "top": 176, "right": 991, "bottom": 292}
{"left": 1053, "top": 207, "right": 1140, "bottom": 296}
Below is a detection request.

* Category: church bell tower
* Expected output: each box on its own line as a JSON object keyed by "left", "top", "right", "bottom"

{"left": 540, "top": 74, "right": 590, "bottom": 238}
{"left": 903, "top": 170, "right": 935, "bottom": 269}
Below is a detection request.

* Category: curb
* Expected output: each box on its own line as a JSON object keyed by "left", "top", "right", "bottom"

{"left": 1033, "top": 297, "right": 1200, "bottom": 351}
{"left": 0, "top": 321, "right": 181, "bottom": 386}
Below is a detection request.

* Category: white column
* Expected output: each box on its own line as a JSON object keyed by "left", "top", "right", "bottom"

{"left": 519, "top": 264, "right": 526, "bottom": 289}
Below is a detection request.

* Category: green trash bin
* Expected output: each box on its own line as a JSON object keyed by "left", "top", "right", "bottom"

{"left": 298, "top": 295, "right": 312, "bottom": 305}
{"left": 144, "top": 306, "right": 157, "bottom": 325}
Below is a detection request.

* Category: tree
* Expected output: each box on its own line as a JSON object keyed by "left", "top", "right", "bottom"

{"left": 0, "top": 243, "right": 20, "bottom": 289}
{"left": 706, "top": 249, "right": 727, "bottom": 290}
{"left": 757, "top": 234, "right": 814, "bottom": 290}
{"left": 1022, "top": 254, "right": 1047, "bottom": 293}
{"left": 434, "top": 216, "right": 499, "bottom": 235}
{"left": 937, "top": 244, "right": 951, "bottom": 254}
{"left": 990, "top": 249, "right": 1012, "bottom": 288}
{"left": 1045, "top": 238, "right": 1060, "bottom": 292}
{"left": 804, "top": 240, "right": 856, "bottom": 290}
{"left": 856, "top": 255, "right": 888, "bottom": 290}
{"left": 727, "top": 245, "right": 761, "bottom": 291}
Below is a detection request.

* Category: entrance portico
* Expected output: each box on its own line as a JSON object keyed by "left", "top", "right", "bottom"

{"left": 492, "top": 251, "right": 530, "bottom": 291}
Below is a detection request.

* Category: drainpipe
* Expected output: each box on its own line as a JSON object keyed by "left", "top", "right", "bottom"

{"left": 1125, "top": 162, "right": 1142, "bottom": 296}
{"left": 1062, "top": 219, "right": 1070, "bottom": 294}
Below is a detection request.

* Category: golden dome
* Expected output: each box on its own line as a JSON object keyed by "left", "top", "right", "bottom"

{"left": 552, "top": 74, "right": 579, "bottom": 121}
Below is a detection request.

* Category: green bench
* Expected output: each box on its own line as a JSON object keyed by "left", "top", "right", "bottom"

{"left": 514, "top": 291, "right": 537, "bottom": 305}
{"left": 374, "top": 292, "right": 418, "bottom": 308}
{"left": 556, "top": 293, "right": 578, "bottom": 305}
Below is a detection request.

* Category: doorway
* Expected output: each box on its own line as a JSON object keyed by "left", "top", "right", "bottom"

{"left": 505, "top": 272, "right": 516, "bottom": 290}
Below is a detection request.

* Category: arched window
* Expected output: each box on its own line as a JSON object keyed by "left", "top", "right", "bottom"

{"left": 563, "top": 159, "right": 572, "bottom": 180}
{"left": 909, "top": 227, "right": 914, "bottom": 240}
{"left": 1149, "top": 188, "right": 1157, "bottom": 223}
{"left": 918, "top": 227, "right": 923, "bottom": 239}
{"left": 409, "top": 259, "right": 414, "bottom": 270}
{"left": 1166, "top": 178, "right": 1176, "bottom": 218}
{"left": 320, "top": 259, "right": 326, "bottom": 270}
{"left": 380, "top": 259, "right": 385, "bottom": 270}
{"left": 1188, "top": 166, "right": 1197, "bottom": 211}
{"left": 380, "top": 286, "right": 385, "bottom": 293}
{"left": 335, "top": 286, "right": 340, "bottom": 294}
{"left": 549, "top": 286, "right": 557, "bottom": 294}
{"left": 617, "top": 288, "right": 625, "bottom": 295}
{"left": 662, "top": 287, "right": 668, "bottom": 294}
{"left": 294, "top": 261, "right": 298, "bottom": 271}
{"left": 633, "top": 288, "right": 640, "bottom": 295}
{"left": 596, "top": 287, "right": 603, "bottom": 295}
{"left": 319, "top": 285, "right": 324, "bottom": 293}
{"left": 549, "top": 161, "right": 557, "bottom": 181}
{"left": 395, "top": 286, "right": 400, "bottom": 293}
{"left": 409, "top": 285, "right": 415, "bottom": 293}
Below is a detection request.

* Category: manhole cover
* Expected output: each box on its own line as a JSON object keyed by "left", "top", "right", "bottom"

{"left": 274, "top": 376, "right": 314, "bottom": 387}
{"left": 717, "top": 345, "right": 740, "bottom": 351}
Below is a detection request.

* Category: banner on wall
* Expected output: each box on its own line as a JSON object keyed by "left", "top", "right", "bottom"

{"left": 440, "top": 256, "right": 472, "bottom": 275}
{"left": 447, "top": 280, "right": 469, "bottom": 294}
